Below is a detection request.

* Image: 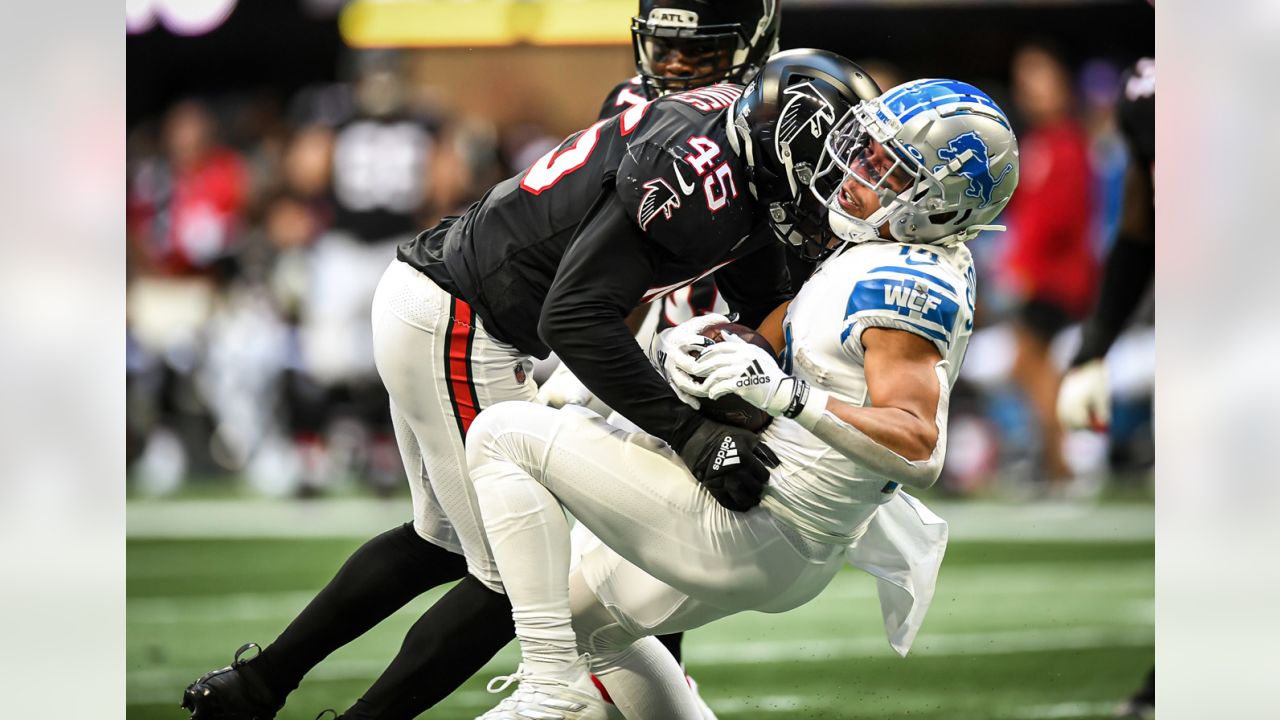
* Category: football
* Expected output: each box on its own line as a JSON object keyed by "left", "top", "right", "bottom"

{"left": 691, "top": 321, "right": 776, "bottom": 432}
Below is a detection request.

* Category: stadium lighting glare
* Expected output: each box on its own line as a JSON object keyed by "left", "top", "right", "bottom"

{"left": 340, "top": 0, "right": 632, "bottom": 48}
{"left": 126, "top": 0, "right": 160, "bottom": 33}
{"left": 126, "top": 0, "right": 239, "bottom": 36}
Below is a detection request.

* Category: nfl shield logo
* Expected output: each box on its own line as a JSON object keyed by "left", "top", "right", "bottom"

{"left": 514, "top": 363, "right": 527, "bottom": 384}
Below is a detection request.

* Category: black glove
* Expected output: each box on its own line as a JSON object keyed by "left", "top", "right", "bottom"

{"left": 675, "top": 418, "right": 779, "bottom": 511}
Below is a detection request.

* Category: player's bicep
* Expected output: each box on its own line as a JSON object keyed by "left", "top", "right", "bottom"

{"left": 862, "top": 327, "right": 943, "bottom": 423}
{"left": 543, "top": 189, "right": 657, "bottom": 333}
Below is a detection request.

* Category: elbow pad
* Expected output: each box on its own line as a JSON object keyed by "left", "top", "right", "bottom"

{"left": 801, "top": 362, "right": 951, "bottom": 490}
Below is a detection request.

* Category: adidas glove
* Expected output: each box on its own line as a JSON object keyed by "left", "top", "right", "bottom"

{"left": 647, "top": 313, "right": 728, "bottom": 408}
{"left": 675, "top": 332, "right": 822, "bottom": 423}
{"left": 675, "top": 418, "right": 778, "bottom": 512}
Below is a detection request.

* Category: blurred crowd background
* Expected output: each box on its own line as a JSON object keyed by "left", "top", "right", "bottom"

{"left": 126, "top": 0, "right": 1154, "bottom": 502}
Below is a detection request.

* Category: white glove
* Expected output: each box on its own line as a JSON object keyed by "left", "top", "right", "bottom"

{"left": 674, "top": 331, "right": 806, "bottom": 418}
{"left": 536, "top": 362, "right": 594, "bottom": 408}
{"left": 648, "top": 313, "right": 729, "bottom": 409}
{"left": 1057, "top": 358, "right": 1110, "bottom": 431}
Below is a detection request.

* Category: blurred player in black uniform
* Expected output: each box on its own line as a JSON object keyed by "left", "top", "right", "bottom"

{"left": 289, "top": 50, "right": 442, "bottom": 494}
{"left": 1056, "top": 57, "right": 1155, "bottom": 720}
{"left": 183, "top": 50, "right": 876, "bottom": 720}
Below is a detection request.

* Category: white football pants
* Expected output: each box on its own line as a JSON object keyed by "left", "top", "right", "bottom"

{"left": 371, "top": 259, "right": 537, "bottom": 582}
{"left": 466, "top": 401, "right": 848, "bottom": 715}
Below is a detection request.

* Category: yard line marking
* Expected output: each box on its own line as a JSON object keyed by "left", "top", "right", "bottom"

{"left": 1004, "top": 700, "right": 1122, "bottom": 718}
{"left": 126, "top": 625, "right": 1152, "bottom": 703}
{"left": 127, "top": 499, "right": 1153, "bottom": 541}
{"left": 707, "top": 695, "right": 806, "bottom": 713}
{"left": 127, "top": 572, "right": 1153, "bottom": 626}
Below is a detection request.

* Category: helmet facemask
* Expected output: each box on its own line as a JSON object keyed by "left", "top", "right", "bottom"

{"left": 632, "top": 24, "right": 744, "bottom": 94}
{"left": 811, "top": 80, "right": 1020, "bottom": 247}
{"left": 811, "top": 103, "right": 945, "bottom": 245}
{"left": 725, "top": 49, "right": 884, "bottom": 261}
{"left": 630, "top": 2, "right": 778, "bottom": 95}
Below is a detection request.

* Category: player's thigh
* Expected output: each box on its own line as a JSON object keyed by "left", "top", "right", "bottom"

{"left": 570, "top": 555, "right": 732, "bottom": 649}
{"left": 468, "top": 403, "right": 808, "bottom": 608}
{"left": 372, "top": 260, "right": 536, "bottom": 570}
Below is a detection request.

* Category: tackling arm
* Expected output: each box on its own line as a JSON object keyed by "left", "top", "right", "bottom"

{"left": 538, "top": 189, "right": 702, "bottom": 446}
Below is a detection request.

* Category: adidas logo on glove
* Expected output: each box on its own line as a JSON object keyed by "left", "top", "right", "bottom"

{"left": 736, "top": 360, "right": 772, "bottom": 387}
{"left": 711, "top": 436, "right": 740, "bottom": 470}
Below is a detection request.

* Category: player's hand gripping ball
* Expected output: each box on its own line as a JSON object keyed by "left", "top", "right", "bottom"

{"left": 652, "top": 315, "right": 778, "bottom": 431}
{"left": 689, "top": 322, "right": 776, "bottom": 431}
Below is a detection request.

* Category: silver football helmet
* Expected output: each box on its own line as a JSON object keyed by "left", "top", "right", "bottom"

{"left": 811, "top": 78, "right": 1020, "bottom": 246}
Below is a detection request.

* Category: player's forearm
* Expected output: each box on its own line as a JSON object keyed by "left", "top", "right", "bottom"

{"left": 1072, "top": 230, "right": 1153, "bottom": 366}
{"left": 821, "top": 401, "right": 939, "bottom": 462}
{"left": 787, "top": 371, "right": 949, "bottom": 490}
{"left": 753, "top": 301, "right": 790, "bottom": 355}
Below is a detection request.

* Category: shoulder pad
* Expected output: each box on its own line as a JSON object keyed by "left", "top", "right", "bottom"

{"left": 837, "top": 244, "right": 973, "bottom": 357}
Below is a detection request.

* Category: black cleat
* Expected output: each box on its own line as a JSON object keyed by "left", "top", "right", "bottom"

{"left": 1115, "top": 668, "right": 1155, "bottom": 719}
{"left": 181, "top": 643, "right": 284, "bottom": 720}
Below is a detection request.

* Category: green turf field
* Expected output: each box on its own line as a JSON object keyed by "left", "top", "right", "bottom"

{"left": 127, "top": 525, "right": 1152, "bottom": 718}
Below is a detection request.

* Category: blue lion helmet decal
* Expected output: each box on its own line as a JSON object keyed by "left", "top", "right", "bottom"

{"left": 933, "top": 131, "right": 1013, "bottom": 208}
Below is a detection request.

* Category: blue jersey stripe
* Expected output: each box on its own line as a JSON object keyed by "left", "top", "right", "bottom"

{"left": 841, "top": 318, "right": 949, "bottom": 346}
{"left": 843, "top": 278, "right": 959, "bottom": 348}
{"left": 868, "top": 266, "right": 957, "bottom": 295}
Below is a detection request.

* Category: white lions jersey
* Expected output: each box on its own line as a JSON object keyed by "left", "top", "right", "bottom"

{"left": 759, "top": 241, "right": 975, "bottom": 544}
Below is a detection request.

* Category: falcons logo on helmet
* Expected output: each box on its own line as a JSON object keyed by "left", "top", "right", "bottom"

{"left": 776, "top": 82, "right": 837, "bottom": 156}
{"left": 637, "top": 177, "right": 681, "bottom": 230}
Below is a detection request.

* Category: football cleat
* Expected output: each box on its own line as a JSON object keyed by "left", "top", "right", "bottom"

{"left": 181, "top": 643, "right": 283, "bottom": 720}
{"left": 477, "top": 656, "right": 608, "bottom": 720}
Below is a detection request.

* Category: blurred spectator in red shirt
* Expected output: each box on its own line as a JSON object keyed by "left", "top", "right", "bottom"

{"left": 129, "top": 100, "right": 249, "bottom": 276}
{"left": 1005, "top": 43, "right": 1098, "bottom": 486}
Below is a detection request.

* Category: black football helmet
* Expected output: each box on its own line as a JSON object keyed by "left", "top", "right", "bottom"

{"left": 727, "top": 49, "right": 881, "bottom": 261}
{"left": 632, "top": 0, "right": 780, "bottom": 95}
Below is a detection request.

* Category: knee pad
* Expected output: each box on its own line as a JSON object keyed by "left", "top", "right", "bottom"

{"left": 463, "top": 401, "right": 523, "bottom": 469}
{"left": 465, "top": 401, "right": 556, "bottom": 471}
{"left": 569, "top": 573, "right": 640, "bottom": 659}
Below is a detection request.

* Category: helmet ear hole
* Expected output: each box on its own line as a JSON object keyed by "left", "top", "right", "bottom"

{"left": 929, "top": 210, "right": 958, "bottom": 225}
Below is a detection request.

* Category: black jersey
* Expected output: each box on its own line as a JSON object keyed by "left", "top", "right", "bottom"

{"left": 597, "top": 76, "right": 656, "bottom": 121}
{"left": 330, "top": 114, "right": 435, "bottom": 242}
{"left": 1070, "top": 58, "right": 1155, "bottom": 367}
{"left": 1118, "top": 58, "right": 1155, "bottom": 180}
{"left": 398, "top": 83, "right": 790, "bottom": 443}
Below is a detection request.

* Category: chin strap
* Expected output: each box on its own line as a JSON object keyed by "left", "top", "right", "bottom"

{"left": 725, "top": 98, "right": 762, "bottom": 201}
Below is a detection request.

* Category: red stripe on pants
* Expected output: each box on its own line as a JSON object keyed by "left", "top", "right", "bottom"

{"left": 448, "top": 299, "right": 478, "bottom": 435}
